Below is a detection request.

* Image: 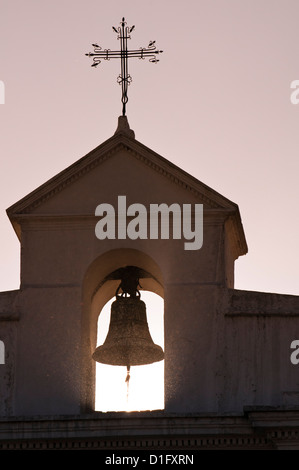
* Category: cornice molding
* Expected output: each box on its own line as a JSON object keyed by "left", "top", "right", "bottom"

{"left": 1, "top": 411, "right": 299, "bottom": 449}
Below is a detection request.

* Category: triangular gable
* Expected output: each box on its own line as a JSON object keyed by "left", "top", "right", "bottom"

{"left": 6, "top": 118, "right": 248, "bottom": 257}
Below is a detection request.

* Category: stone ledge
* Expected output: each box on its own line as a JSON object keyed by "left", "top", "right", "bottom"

{"left": 223, "top": 288, "right": 299, "bottom": 316}
{"left": 0, "top": 412, "right": 269, "bottom": 450}
{"left": 0, "top": 411, "right": 298, "bottom": 449}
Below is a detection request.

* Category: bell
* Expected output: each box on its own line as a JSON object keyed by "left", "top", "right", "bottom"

{"left": 92, "top": 295, "right": 164, "bottom": 366}
{"left": 93, "top": 268, "right": 164, "bottom": 402}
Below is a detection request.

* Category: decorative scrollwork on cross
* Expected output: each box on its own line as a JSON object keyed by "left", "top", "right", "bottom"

{"left": 85, "top": 17, "right": 163, "bottom": 116}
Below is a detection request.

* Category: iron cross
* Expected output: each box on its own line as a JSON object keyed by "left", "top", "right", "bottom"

{"left": 85, "top": 17, "right": 163, "bottom": 116}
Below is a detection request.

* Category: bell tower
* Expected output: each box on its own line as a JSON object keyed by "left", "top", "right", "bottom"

{"left": 1, "top": 114, "right": 299, "bottom": 448}
{"left": 2, "top": 114, "right": 247, "bottom": 416}
{"left": 1, "top": 17, "right": 299, "bottom": 451}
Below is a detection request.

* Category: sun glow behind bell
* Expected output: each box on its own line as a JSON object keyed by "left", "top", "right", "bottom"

{"left": 95, "top": 291, "right": 164, "bottom": 412}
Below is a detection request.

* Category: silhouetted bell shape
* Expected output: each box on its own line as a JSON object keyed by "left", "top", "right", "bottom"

{"left": 92, "top": 296, "right": 164, "bottom": 367}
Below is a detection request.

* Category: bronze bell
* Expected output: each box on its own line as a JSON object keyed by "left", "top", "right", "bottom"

{"left": 92, "top": 268, "right": 164, "bottom": 368}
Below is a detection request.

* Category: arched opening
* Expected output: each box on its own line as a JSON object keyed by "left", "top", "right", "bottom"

{"left": 95, "top": 291, "right": 164, "bottom": 411}
{"left": 80, "top": 249, "right": 164, "bottom": 413}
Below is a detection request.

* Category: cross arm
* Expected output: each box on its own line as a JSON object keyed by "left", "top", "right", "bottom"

{"left": 85, "top": 44, "right": 163, "bottom": 67}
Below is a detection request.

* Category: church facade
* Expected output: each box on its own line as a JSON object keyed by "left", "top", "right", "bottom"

{"left": 0, "top": 117, "right": 299, "bottom": 450}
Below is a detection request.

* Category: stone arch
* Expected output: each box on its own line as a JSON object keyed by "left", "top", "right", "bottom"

{"left": 80, "top": 248, "right": 164, "bottom": 412}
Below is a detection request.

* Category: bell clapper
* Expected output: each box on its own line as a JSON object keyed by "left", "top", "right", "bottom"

{"left": 125, "top": 365, "right": 131, "bottom": 403}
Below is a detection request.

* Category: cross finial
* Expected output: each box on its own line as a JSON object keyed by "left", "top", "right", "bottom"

{"left": 85, "top": 18, "right": 163, "bottom": 116}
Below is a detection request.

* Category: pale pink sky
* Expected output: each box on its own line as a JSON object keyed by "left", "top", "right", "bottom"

{"left": 0, "top": 0, "right": 298, "bottom": 295}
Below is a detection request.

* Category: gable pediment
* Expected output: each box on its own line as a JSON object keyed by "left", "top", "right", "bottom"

{"left": 6, "top": 118, "right": 248, "bottom": 257}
